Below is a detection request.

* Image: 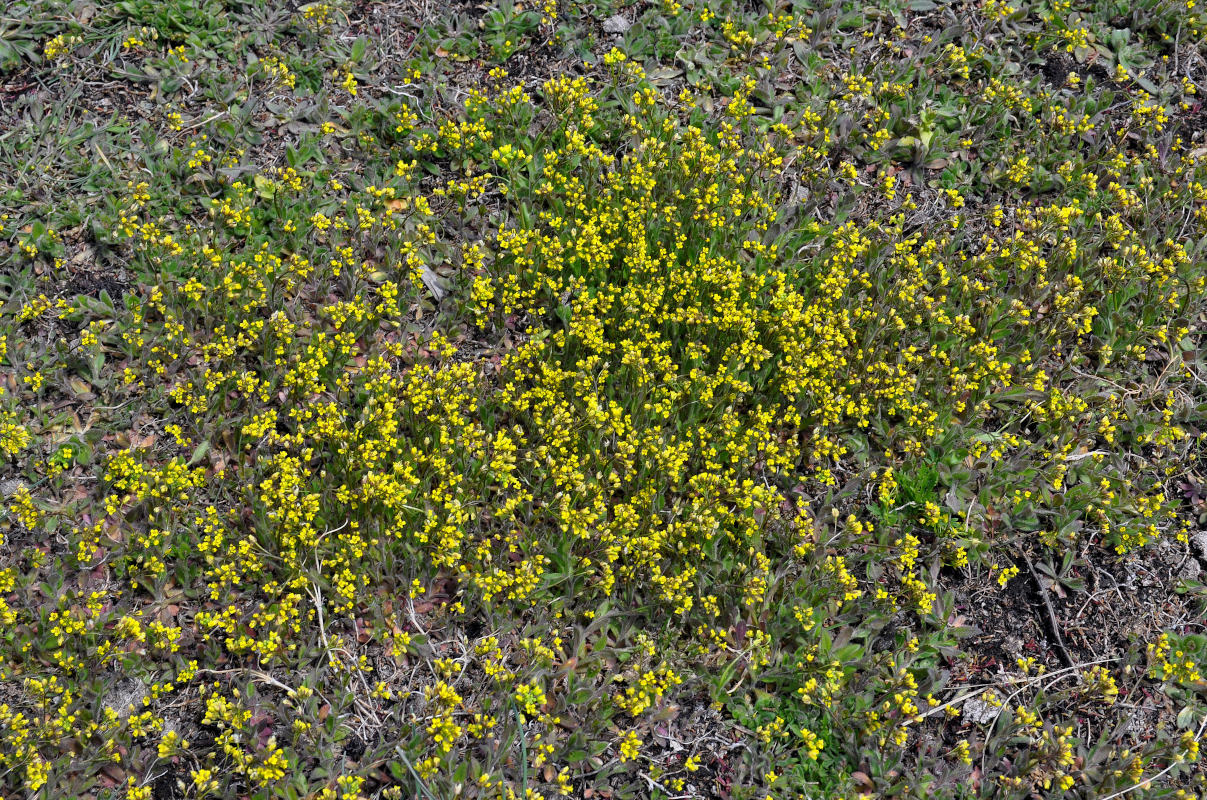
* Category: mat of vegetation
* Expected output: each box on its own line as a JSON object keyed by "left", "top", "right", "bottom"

{"left": 2, "top": 0, "right": 1207, "bottom": 798}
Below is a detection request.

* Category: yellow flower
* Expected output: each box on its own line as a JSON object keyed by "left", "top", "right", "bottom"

{"left": 618, "top": 730, "right": 641, "bottom": 762}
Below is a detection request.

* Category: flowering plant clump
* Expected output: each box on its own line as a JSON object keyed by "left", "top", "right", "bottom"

{"left": 1, "top": 0, "right": 1206, "bottom": 798}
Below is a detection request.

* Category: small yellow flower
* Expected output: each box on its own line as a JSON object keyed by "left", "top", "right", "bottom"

{"left": 618, "top": 730, "right": 641, "bottom": 762}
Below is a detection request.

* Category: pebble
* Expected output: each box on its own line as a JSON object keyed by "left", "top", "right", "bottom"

{"left": 602, "top": 14, "right": 630, "bottom": 34}
{"left": 963, "top": 697, "right": 1000, "bottom": 725}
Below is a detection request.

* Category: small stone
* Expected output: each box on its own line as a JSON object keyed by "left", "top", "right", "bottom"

{"left": 101, "top": 679, "right": 147, "bottom": 721}
{"left": 602, "top": 14, "right": 630, "bottom": 34}
{"left": 1191, "top": 531, "right": 1207, "bottom": 559}
{"left": 963, "top": 697, "right": 1000, "bottom": 725}
{"left": 1180, "top": 558, "right": 1201, "bottom": 582}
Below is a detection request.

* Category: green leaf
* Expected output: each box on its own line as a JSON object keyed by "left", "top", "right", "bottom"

{"left": 188, "top": 440, "right": 210, "bottom": 466}
{"left": 253, "top": 173, "right": 276, "bottom": 199}
{"left": 1133, "top": 72, "right": 1159, "bottom": 95}
{"left": 1177, "top": 705, "right": 1204, "bottom": 729}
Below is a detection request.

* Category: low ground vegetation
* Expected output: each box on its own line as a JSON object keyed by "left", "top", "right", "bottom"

{"left": 2, "top": 0, "right": 1207, "bottom": 798}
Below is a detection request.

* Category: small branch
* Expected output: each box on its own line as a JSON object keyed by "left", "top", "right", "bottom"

{"left": 1022, "top": 553, "right": 1075, "bottom": 669}
{"left": 393, "top": 745, "right": 441, "bottom": 800}
{"left": 197, "top": 667, "right": 294, "bottom": 694}
{"left": 183, "top": 110, "right": 228, "bottom": 132}
{"left": 1062, "top": 449, "right": 1109, "bottom": 462}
